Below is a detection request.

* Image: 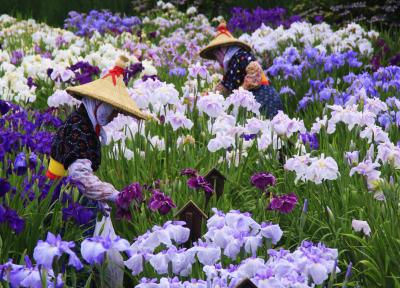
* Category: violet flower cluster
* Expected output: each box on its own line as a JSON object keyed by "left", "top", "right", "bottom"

{"left": 181, "top": 168, "right": 214, "bottom": 196}
{"left": 131, "top": 209, "right": 339, "bottom": 287}
{"left": 268, "top": 47, "right": 363, "bottom": 81}
{"left": 0, "top": 208, "right": 340, "bottom": 287}
{"left": 64, "top": 10, "right": 141, "bottom": 37}
{"left": 116, "top": 182, "right": 143, "bottom": 219}
{"left": 0, "top": 256, "right": 63, "bottom": 288}
{"left": 228, "top": 7, "right": 303, "bottom": 33}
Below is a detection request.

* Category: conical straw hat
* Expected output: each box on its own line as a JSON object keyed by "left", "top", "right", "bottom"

{"left": 199, "top": 20, "right": 251, "bottom": 60}
{"left": 66, "top": 55, "right": 149, "bottom": 120}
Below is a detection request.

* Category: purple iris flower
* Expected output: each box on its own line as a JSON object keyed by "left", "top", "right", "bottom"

{"left": 187, "top": 176, "right": 214, "bottom": 195}
{"left": 14, "top": 152, "right": 27, "bottom": 176}
{"left": 250, "top": 172, "right": 276, "bottom": 191}
{"left": 68, "top": 61, "right": 100, "bottom": 85}
{"left": 148, "top": 189, "right": 176, "bottom": 215}
{"left": 0, "top": 205, "right": 25, "bottom": 234}
{"left": 62, "top": 202, "right": 94, "bottom": 225}
{"left": 123, "top": 62, "right": 144, "bottom": 85}
{"left": 117, "top": 182, "right": 143, "bottom": 210}
{"left": 299, "top": 132, "right": 319, "bottom": 150}
{"left": 389, "top": 53, "right": 400, "bottom": 66}
{"left": 0, "top": 178, "right": 11, "bottom": 197}
{"left": 142, "top": 74, "right": 159, "bottom": 82}
{"left": 169, "top": 67, "right": 187, "bottom": 77}
{"left": 240, "top": 134, "right": 257, "bottom": 141}
{"left": 268, "top": 193, "right": 298, "bottom": 214}
{"left": 27, "top": 77, "right": 37, "bottom": 89}
{"left": 0, "top": 100, "right": 10, "bottom": 115}
{"left": 314, "top": 15, "right": 324, "bottom": 23}
{"left": 33, "top": 232, "right": 83, "bottom": 270}
{"left": 10, "top": 50, "right": 24, "bottom": 65}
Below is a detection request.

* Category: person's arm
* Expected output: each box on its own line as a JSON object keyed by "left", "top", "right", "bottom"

{"left": 68, "top": 159, "right": 119, "bottom": 202}
{"left": 242, "top": 61, "right": 263, "bottom": 90}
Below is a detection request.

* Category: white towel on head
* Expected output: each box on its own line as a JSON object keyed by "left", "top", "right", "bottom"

{"left": 82, "top": 97, "right": 115, "bottom": 145}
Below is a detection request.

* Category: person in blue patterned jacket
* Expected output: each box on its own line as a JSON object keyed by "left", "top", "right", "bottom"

{"left": 200, "top": 20, "right": 284, "bottom": 118}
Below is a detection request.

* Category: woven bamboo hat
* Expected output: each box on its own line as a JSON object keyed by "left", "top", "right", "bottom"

{"left": 199, "top": 20, "right": 251, "bottom": 60}
{"left": 66, "top": 55, "right": 149, "bottom": 120}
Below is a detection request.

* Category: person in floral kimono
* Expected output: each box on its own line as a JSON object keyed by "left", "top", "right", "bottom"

{"left": 200, "top": 20, "right": 283, "bottom": 118}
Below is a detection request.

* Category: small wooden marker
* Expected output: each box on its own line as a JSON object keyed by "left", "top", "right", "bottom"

{"left": 204, "top": 167, "right": 226, "bottom": 199}
{"left": 174, "top": 200, "right": 207, "bottom": 245}
{"left": 235, "top": 278, "right": 258, "bottom": 288}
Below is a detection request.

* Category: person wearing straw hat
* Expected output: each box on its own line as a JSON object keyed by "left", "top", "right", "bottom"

{"left": 46, "top": 55, "right": 147, "bottom": 202}
{"left": 46, "top": 55, "right": 147, "bottom": 288}
{"left": 200, "top": 20, "right": 283, "bottom": 118}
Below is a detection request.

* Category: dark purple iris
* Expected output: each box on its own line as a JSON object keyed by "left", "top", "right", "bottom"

{"left": 389, "top": 53, "right": 400, "bottom": 66}
{"left": 228, "top": 6, "right": 302, "bottom": 33}
{"left": 250, "top": 172, "right": 276, "bottom": 191}
{"left": 180, "top": 168, "right": 198, "bottom": 177}
{"left": 0, "top": 205, "right": 25, "bottom": 234}
{"left": 142, "top": 74, "right": 159, "bottom": 82}
{"left": 268, "top": 192, "right": 298, "bottom": 214}
{"left": 62, "top": 202, "right": 94, "bottom": 225}
{"left": 123, "top": 62, "right": 144, "bottom": 85}
{"left": 314, "top": 15, "right": 324, "bottom": 23}
{"left": 240, "top": 134, "right": 257, "bottom": 141}
{"left": 116, "top": 182, "right": 143, "bottom": 219}
{"left": 187, "top": 176, "right": 214, "bottom": 195}
{"left": 148, "top": 31, "right": 157, "bottom": 38}
{"left": 0, "top": 178, "right": 11, "bottom": 197}
{"left": 148, "top": 189, "right": 176, "bottom": 215}
{"left": 27, "top": 77, "right": 37, "bottom": 89}
{"left": 116, "top": 182, "right": 143, "bottom": 210}
{"left": 68, "top": 61, "right": 100, "bottom": 85}
{"left": 0, "top": 100, "right": 10, "bottom": 115}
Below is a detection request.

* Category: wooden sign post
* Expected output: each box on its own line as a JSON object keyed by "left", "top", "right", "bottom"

{"left": 204, "top": 168, "right": 226, "bottom": 199}
{"left": 174, "top": 200, "right": 207, "bottom": 246}
{"left": 235, "top": 278, "right": 258, "bottom": 288}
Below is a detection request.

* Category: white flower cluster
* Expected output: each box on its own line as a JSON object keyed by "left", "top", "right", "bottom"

{"left": 240, "top": 22, "right": 378, "bottom": 56}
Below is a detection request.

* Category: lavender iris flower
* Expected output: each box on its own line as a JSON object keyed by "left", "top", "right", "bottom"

{"left": 33, "top": 232, "right": 83, "bottom": 270}
{"left": 169, "top": 67, "right": 186, "bottom": 77}
{"left": 10, "top": 50, "right": 24, "bottom": 65}
{"left": 81, "top": 235, "right": 130, "bottom": 265}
